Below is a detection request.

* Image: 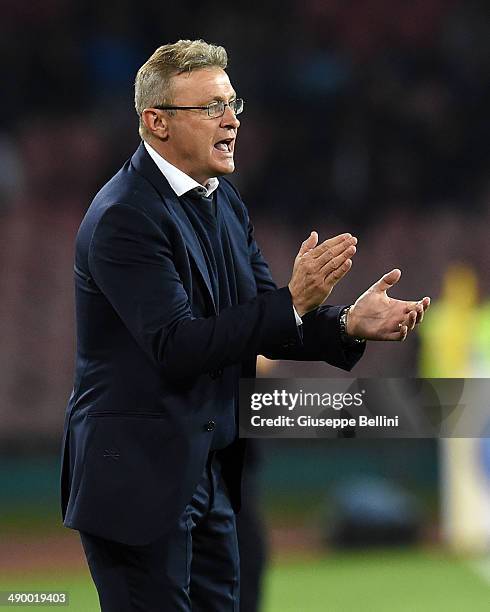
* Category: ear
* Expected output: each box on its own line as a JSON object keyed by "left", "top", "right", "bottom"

{"left": 141, "top": 108, "right": 169, "bottom": 139}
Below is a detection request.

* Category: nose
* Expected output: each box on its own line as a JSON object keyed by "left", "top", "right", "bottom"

{"left": 221, "top": 105, "right": 240, "bottom": 129}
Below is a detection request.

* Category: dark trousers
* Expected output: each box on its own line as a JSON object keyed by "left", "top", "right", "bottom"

{"left": 236, "top": 467, "right": 267, "bottom": 612}
{"left": 80, "top": 454, "right": 240, "bottom": 612}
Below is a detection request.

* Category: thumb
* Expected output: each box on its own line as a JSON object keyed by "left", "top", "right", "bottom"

{"left": 374, "top": 268, "right": 402, "bottom": 292}
{"left": 298, "top": 231, "right": 318, "bottom": 256}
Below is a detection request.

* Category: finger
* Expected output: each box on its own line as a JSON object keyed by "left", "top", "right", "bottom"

{"left": 414, "top": 307, "right": 423, "bottom": 325}
{"left": 393, "top": 320, "right": 408, "bottom": 334}
{"left": 404, "top": 298, "right": 429, "bottom": 314}
{"left": 414, "top": 303, "right": 425, "bottom": 324}
{"left": 324, "top": 258, "right": 352, "bottom": 285}
{"left": 404, "top": 297, "right": 431, "bottom": 323}
{"left": 416, "top": 297, "right": 431, "bottom": 321}
{"left": 406, "top": 297, "right": 430, "bottom": 312}
{"left": 374, "top": 268, "right": 402, "bottom": 293}
{"left": 317, "top": 242, "right": 357, "bottom": 271}
{"left": 386, "top": 325, "right": 408, "bottom": 341}
{"left": 310, "top": 233, "right": 355, "bottom": 259}
{"left": 298, "top": 231, "right": 319, "bottom": 257}
{"left": 408, "top": 310, "right": 417, "bottom": 331}
{"left": 405, "top": 304, "right": 424, "bottom": 327}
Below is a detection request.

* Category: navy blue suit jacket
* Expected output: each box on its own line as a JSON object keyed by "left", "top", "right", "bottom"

{"left": 61, "top": 143, "right": 364, "bottom": 545}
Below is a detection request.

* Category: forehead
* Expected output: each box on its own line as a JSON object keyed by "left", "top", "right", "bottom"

{"left": 170, "top": 67, "right": 235, "bottom": 103}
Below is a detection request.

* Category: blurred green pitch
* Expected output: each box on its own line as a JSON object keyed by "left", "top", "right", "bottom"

{"left": 0, "top": 550, "right": 488, "bottom": 611}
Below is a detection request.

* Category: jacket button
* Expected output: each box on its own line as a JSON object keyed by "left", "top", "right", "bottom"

{"left": 205, "top": 420, "right": 216, "bottom": 432}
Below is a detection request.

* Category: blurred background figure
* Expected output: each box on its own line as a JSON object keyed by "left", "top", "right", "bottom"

{"left": 1, "top": 1, "right": 490, "bottom": 610}
{"left": 419, "top": 263, "right": 481, "bottom": 378}
{"left": 418, "top": 262, "right": 490, "bottom": 556}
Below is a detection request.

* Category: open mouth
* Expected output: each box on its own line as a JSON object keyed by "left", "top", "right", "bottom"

{"left": 214, "top": 138, "right": 234, "bottom": 153}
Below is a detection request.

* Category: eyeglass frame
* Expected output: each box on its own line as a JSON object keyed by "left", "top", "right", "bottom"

{"left": 152, "top": 98, "right": 244, "bottom": 119}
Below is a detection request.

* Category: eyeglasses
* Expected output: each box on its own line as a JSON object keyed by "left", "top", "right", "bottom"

{"left": 153, "top": 98, "right": 244, "bottom": 119}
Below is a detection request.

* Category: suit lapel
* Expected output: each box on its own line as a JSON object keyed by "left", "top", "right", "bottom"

{"left": 164, "top": 193, "right": 217, "bottom": 313}
{"left": 130, "top": 143, "right": 216, "bottom": 312}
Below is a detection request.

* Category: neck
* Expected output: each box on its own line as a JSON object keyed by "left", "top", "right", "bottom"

{"left": 145, "top": 139, "right": 209, "bottom": 186}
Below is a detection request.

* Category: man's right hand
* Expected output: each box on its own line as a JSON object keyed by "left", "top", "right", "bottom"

{"left": 288, "top": 231, "right": 357, "bottom": 317}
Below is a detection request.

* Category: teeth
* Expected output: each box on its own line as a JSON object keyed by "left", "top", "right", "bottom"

{"left": 215, "top": 142, "right": 229, "bottom": 151}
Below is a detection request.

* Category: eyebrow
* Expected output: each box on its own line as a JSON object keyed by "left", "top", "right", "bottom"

{"left": 206, "top": 92, "right": 237, "bottom": 103}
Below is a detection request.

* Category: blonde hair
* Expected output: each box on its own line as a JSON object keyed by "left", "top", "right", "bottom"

{"left": 135, "top": 39, "right": 228, "bottom": 139}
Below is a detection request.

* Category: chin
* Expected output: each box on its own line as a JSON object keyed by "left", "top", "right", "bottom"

{"left": 217, "top": 161, "right": 235, "bottom": 176}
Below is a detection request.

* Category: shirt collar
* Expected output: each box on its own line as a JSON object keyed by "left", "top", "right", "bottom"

{"left": 144, "top": 141, "right": 219, "bottom": 198}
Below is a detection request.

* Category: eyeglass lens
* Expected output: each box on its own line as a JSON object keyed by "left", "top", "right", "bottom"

{"left": 210, "top": 99, "right": 243, "bottom": 117}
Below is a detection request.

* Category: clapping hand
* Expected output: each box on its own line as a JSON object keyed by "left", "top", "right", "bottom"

{"left": 288, "top": 231, "right": 357, "bottom": 317}
{"left": 346, "top": 269, "right": 430, "bottom": 341}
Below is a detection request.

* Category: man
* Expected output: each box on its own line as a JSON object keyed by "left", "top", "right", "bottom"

{"left": 60, "top": 40, "right": 429, "bottom": 611}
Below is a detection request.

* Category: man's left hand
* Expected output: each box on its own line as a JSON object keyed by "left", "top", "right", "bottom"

{"left": 346, "top": 269, "right": 430, "bottom": 341}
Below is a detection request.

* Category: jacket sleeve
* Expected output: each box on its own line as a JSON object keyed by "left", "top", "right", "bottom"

{"left": 245, "top": 212, "right": 365, "bottom": 371}
{"left": 88, "top": 203, "right": 301, "bottom": 381}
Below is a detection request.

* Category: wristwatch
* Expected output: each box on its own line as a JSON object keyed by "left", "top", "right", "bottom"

{"left": 339, "top": 306, "right": 365, "bottom": 345}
